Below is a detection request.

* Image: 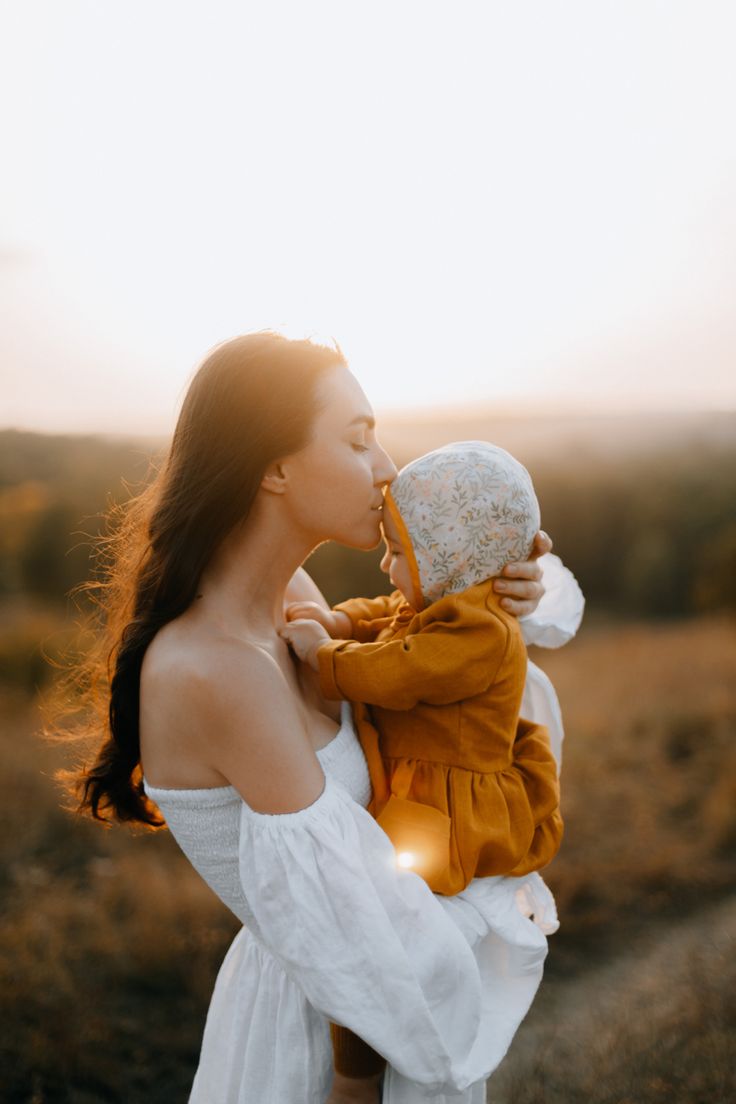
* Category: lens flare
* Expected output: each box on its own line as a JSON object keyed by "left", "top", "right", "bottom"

{"left": 397, "top": 851, "right": 415, "bottom": 868}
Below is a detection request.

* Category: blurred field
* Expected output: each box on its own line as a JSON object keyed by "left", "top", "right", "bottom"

{"left": 492, "top": 618, "right": 736, "bottom": 1103}
{"left": 0, "top": 615, "right": 733, "bottom": 1102}
{"left": 3, "top": 418, "right": 736, "bottom": 621}
{"left": 1, "top": 421, "right": 735, "bottom": 1102}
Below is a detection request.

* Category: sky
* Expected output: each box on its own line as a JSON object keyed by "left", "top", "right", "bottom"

{"left": 1, "top": 0, "right": 735, "bottom": 435}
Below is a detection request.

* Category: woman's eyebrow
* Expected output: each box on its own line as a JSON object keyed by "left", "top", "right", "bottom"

{"left": 346, "top": 414, "right": 376, "bottom": 429}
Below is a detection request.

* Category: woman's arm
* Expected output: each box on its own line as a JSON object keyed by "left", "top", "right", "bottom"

{"left": 287, "top": 538, "right": 582, "bottom": 655}
{"left": 493, "top": 531, "right": 584, "bottom": 647}
{"left": 185, "top": 637, "right": 326, "bottom": 814}
{"left": 517, "top": 552, "right": 585, "bottom": 649}
{"left": 183, "top": 644, "right": 488, "bottom": 1092}
{"left": 284, "top": 565, "right": 332, "bottom": 613}
{"left": 310, "top": 600, "right": 510, "bottom": 710}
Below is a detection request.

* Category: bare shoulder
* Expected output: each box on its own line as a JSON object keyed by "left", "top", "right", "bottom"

{"left": 140, "top": 622, "right": 324, "bottom": 812}
{"left": 141, "top": 620, "right": 279, "bottom": 722}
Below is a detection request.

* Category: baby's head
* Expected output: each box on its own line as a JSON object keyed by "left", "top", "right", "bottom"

{"left": 381, "top": 440, "right": 540, "bottom": 610}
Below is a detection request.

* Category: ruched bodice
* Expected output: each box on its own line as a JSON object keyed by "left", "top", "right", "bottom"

{"left": 143, "top": 700, "right": 371, "bottom": 927}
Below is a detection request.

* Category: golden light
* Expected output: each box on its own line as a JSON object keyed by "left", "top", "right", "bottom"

{"left": 3, "top": 5, "right": 736, "bottom": 435}
{"left": 396, "top": 851, "right": 415, "bottom": 869}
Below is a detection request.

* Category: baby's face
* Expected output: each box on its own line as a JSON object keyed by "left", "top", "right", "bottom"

{"left": 379, "top": 510, "right": 419, "bottom": 607}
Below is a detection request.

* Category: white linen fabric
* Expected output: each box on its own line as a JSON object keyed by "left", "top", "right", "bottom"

{"left": 522, "top": 660, "right": 565, "bottom": 769}
{"left": 144, "top": 703, "right": 552, "bottom": 1102}
{"left": 520, "top": 552, "right": 585, "bottom": 650}
{"left": 142, "top": 559, "right": 582, "bottom": 1103}
{"left": 519, "top": 551, "right": 586, "bottom": 769}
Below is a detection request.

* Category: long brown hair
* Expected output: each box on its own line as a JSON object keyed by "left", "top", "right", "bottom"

{"left": 51, "top": 332, "right": 346, "bottom": 828}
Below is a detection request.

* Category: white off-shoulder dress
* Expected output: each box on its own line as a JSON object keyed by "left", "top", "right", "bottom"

{"left": 143, "top": 554, "right": 583, "bottom": 1104}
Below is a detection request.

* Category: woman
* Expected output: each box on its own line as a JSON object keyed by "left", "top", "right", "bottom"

{"left": 66, "top": 332, "right": 583, "bottom": 1103}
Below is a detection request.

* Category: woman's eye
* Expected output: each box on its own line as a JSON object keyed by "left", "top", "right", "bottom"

{"left": 351, "top": 443, "right": 369, "bottom": 453}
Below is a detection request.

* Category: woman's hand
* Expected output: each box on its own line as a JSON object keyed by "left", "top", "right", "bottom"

{"left": 493, "top": 530, "right": 553, "bottom": 617}
{"left": 280, "top": 618, "right": 331, "bottom": 669}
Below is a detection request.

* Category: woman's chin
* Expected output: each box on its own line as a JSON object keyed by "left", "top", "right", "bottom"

{"left": 338, "top": 516, "right": 383, "bottom": 551}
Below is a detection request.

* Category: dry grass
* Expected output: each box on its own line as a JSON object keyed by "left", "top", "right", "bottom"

{"left": 486, "top": 616, "right": 736, "bottom": 1104}
{"left": 0, "top": 690, "right": 239, "bottom": 1102}
{"left": 489, "top": 895, "right": 736, "bottom": 1103}
{"left": 531, "top": 617, "right": 736, "bottom": 959}
{"left": 0, "top": 615, "right": 734, "bottom": 1102}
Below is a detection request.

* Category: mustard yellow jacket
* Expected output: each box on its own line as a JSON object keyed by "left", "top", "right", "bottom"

{"left": 317, "top": 579, "right": 563, "bottom": 895}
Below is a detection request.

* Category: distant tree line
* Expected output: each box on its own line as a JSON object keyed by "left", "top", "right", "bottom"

{"left": 0, "top": 430, "right": 161, "bottom": 604}
{"left": 1, "top": 428, "right": 734, "bottom": 621}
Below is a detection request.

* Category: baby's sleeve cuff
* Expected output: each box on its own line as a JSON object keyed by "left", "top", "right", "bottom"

{"left": 316, "top": 640, "right": 345, "bottom": 701}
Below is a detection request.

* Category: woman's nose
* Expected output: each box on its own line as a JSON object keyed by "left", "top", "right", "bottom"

{"left": 373, "top": 440, "right": 398, "bottom": 488}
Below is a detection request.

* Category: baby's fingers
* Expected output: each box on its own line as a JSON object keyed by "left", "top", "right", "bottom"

{"left": 285, "top": 601, "right": 320, "bottom": 621}
{"left": 279, "top": 621, "right": 307, "bottom": 652}
{"left": 281, "top": 617, "right": 314, "bottom": 633}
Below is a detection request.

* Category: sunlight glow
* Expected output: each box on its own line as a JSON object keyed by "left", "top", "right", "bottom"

{"left": 1, "top": 2, "right": 735, "bottom": 433}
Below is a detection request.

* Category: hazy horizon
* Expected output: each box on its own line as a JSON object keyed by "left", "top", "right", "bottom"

{"left": 3, "top": 405, "right": 733, "bottom": 472}
{"left": 3, "top": 395, "right": 736, "bottom": 439}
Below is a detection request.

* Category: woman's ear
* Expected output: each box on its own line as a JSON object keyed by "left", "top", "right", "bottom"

{"left": 260, "top": 461, "right": 288, "bottom": 495}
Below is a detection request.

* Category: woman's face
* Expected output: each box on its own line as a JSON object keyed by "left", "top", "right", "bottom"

{"left": 280, "top": 366, "right": 398, "bottom": 550}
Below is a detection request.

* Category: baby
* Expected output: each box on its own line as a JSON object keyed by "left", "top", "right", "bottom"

{"left": 281, "top": 440, "right": 564, "bottom": 1086}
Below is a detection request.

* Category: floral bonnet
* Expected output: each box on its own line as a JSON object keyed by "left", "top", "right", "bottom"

{"left": 384, "top": 440, "right": 540, "bottom": 610}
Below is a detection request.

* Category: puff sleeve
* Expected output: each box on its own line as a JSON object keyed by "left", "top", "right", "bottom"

{"left": 237, "top": 772, "right": 487, "bottom": 1093}
{"left": 519, "top": 553, "right": 585, "bottom": 649}
{"left": 332, "top": 591, "right": 405, "bottom": 642}
{"left": 316, "top": 594, "right": 509, "bottom": 709}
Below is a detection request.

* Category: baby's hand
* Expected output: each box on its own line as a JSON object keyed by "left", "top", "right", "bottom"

{"left": 280, "top": 618, "right": 331, "bottom": 669}
{"left": 285, "top": 601, "right": 351, "bottom": 638}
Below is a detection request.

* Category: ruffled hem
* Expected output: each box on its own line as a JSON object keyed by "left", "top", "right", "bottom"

{"left": 377, "top": 736, "right": 563, "bottom": 895}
